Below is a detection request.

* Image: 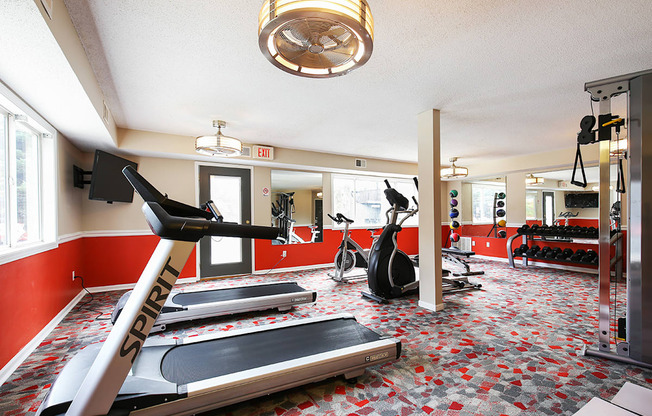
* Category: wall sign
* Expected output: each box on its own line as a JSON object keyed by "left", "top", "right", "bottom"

{"left": 253, "top": 145, "right": 274, "bottom": 160}
{"left": 262, "top": 187, "right": 270, "bottom": 196}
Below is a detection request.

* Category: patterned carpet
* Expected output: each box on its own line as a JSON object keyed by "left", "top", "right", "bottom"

{"left": 1, "top": 258, "right": 651, "bottom": 416}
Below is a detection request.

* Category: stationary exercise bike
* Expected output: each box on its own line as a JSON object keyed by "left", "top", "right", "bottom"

{"left": 327, "top": 213, "right": 381, "bottom": 282}
{"left": 363, "top": 179, "right": 419, "bottom": 303}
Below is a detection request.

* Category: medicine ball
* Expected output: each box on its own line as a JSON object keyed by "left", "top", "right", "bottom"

{"left": 498, "top": 219, "right": 506, "bottom": 227}
{"left": 450, "top": 198, "right": 458, "bottom": 207}
{"left": 450, "top": 189, "right": 458, "bottom": 198}
{"left": 497, "top": 192, "right": 506, "bottom": 199}
{"left": 498, "top": 230, "right": 507, "bottom": 238}
{"left": 449, "top": 208, "right": 459, "bottom": 218}
{"left": 450, "top": 221, "right": 460, "bottom": 230}
{"left": 450, "top": 232, "right": 460, "bottom": 242}
{"left": 496, "top": 209, "right": 506, "bottom": 217}
{"left": 496, "top": 200, "right": 505, "bottom": 208}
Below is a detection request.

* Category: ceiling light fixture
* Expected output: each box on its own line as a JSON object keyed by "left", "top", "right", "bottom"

{"left": 610, "top": 137, "right": 627, "bottom": 156}
{"left": 525, "top": 174, "right": 544, "bottom": 185}
{"left": 258, "top": 0, "right": 374, "bottom": 78}
{"left": 441, "top": 157, "right": 469, "bottom": 179}
{"left": 195, "top": 120, "right": 243, "bottom": 157}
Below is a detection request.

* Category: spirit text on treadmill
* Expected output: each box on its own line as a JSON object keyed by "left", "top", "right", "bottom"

{"left": 119, "top": 256, "right": 180, "bottom": 363}
{"left": 366, "top": 351, "right": 389, "bottom": 362}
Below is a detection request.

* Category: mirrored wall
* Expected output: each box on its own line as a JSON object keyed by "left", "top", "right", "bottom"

{"left": 271, "top": 170, "right": 323, "bottom": 244}
{"left": 457, "top": 176, "right": 506, "bottom": 237}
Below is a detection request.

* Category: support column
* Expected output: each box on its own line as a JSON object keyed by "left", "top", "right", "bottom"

{"left": 505, "top": 173, "right": 526, "bottom": 227}
{"left": 417, "top": 109, "right": 443, "bottom": 311}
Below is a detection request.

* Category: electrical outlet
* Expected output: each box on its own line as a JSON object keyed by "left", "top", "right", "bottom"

{"left": 282, "top": 250, "right": 287, "bottom": 258}
{"left": 486, "top": 242, "right": 490, "bottom": 247}
{"left": 72, "top": 271, "right": 76, "bottom": 281}
{"left": 472, "top": 240, "right": 476, "bottom": 246}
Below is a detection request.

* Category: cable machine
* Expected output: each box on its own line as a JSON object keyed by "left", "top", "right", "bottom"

{"left": 572, "top": 69, "right": 652, "bottom": 369}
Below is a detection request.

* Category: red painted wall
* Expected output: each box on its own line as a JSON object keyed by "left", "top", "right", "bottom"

{"left": 0, "top": 239, "right": 83, "bottom": 372}
{"left": 255, "top": 227, "right": 419, "bottom": 271}
{"left": 80, "top": 235, "right": 196, "bottom": 287}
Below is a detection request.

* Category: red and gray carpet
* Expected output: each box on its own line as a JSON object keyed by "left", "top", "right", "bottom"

{"left": 1, "top": 259, "right": 651, "bottom": 415}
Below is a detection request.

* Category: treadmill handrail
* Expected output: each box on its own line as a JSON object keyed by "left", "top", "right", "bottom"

{"left": 123, "top": 165, "right": 213, "bottom": 220}
{"left": 143, "top": 202, "right": 280, "bottom": 242}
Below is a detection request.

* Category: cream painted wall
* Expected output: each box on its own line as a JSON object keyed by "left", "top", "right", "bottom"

{"left": 81, "top": 156, "right": 195, "bottom": 232}
{"left": 57, "top": 135, "right": 84, "bottom": 237}
{"left": 118, "top": 128, "right": 418, "bottom": 177}
{"left": 506, "top": 173, "right": 526, "bottom": 226}
{"left": 253, "top": 166, "right": 272, "bottom": 226}
{"left": 273, "top": 189, "right": 312, "bottom": 226}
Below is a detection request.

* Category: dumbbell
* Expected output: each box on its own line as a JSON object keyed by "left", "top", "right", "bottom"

{"left": 513, "top": 244, "right": 529, "bottom": 256}
{"left": 587, "top": 227, "right": 598, "bottom": 238}
{"left": 546, "top": 247, "right": 562, "bottom": 259}
{"left": 581, "top": 250, "right": 598, "bottom": 263}
{"left": 558, "top": 248, "right": 574, "bottom": 260}
{"left": 535, "top": 246, "right": 550, "bottom": 258}
{"left": 570, "top": 249, "right": 587, "bottom": 262}
{"left": 525, "top": 245, "right": 541, "bottom": 257}
{"left": 591, "top": 256, "right": 598, "bottom": 265}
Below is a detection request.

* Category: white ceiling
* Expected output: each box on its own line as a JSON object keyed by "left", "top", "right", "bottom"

{"left": 39, "top": 1, "right": 652, "bottom": 164}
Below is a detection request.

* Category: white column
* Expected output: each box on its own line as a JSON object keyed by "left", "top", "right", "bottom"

{"left": 417, "top": 109, "right": 444, "bottom": 311}
{"left": 505, "top": 173, "right": 526, "bottom": 227}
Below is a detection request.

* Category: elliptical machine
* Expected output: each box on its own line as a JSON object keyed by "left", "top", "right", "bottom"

{"left": 363, "top": 178, "right": 419, "bottom": 303}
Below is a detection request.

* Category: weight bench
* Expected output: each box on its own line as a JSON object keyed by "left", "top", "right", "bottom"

{"left": 442, "top": 247, "right": 485, "bottom": 277}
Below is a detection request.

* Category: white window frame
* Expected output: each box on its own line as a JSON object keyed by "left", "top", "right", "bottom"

{"left": 0, "top": 82, "right": 57, "bottom": 265}
{"left": 331, "top": 173, "right": 419, "bottom": 229}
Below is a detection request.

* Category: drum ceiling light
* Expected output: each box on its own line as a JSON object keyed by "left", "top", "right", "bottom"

{"left": 441, "top": 157, "right": 469, "bottom": 179}
{"left": 525, "top": 173, "right": 544, "bottom": 185}
{"left": 195, "top": 120, "right": 243, "bottom": 157}
{"left": 258, "top": 0, "right": 374, "bottom": 78}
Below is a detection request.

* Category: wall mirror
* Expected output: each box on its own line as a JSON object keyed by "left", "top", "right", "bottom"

{"left": 524, "top": 167, "right": 612, "bottom": 226}
{"left": 271, "top": 170, "right": 323, "bottom": 244}
{"left": 458, "top": 176, "right": 506, "bottom": 237}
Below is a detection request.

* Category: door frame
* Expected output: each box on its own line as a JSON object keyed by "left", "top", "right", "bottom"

{"left": 542, "top": 191, "right": 555, "bottom": 226}
{"left": 194, "top": 162, "right": 255, "bottom": 277}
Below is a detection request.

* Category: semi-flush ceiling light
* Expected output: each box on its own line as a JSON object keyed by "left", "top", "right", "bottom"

{"left": 525, "top": 174, "right": 544, "bottom": 185}
{"left": 610, "top": 137, "right": 627, "bottom": 156}
{"left": 258, "top": 0, "right": 374, "bottom": 78}
{"left": 195, "top": 120, "right": 243, "bottom": 157}
{"left": 441, "top": 157, "right": 469, "bottom": 179}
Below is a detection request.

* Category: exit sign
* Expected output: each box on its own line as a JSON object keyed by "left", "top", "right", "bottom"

{"left": 253, "top": 145, "right": 274, "bottom": 160}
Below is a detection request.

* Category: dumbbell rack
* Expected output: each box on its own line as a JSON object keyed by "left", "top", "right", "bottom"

{"left": 507, "top": 229, "right": 622, "bottom": 269}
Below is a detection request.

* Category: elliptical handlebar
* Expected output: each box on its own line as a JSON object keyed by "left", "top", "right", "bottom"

{"left": 328, "top": 213, "right": 354, "bottom": 224}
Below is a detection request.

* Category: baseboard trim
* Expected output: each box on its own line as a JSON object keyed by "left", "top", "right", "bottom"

{"left": 253, "top": 263, "right": 332, "bottom": 275}
{"left": 418, "top": 299, "right": 445, "bottom": 312}
{"left": 0, "top": 289, "right": 86, "bottom": 386}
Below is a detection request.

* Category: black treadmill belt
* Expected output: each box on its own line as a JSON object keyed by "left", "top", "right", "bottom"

{"left": 172, "top": 283, "right": 306, "bottom": 306}
{"left": 161, "top": 318, "right": 383, "bottom": 385}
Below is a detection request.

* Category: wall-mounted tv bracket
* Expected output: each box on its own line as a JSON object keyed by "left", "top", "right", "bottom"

{"left": 72, "top": 165, "right": 92, "bottom": 189}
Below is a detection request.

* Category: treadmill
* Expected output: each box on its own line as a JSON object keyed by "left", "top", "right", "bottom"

{"left": 37, "top": 166, "right": 401, "bottom": 416}
{"left": 112, "top": 281, "right": 316, "bottom": 333}
{"left": 109, "top": 170, "right": 316, "bottom": 333}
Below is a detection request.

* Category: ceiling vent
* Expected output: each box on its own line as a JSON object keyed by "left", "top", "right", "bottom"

{"left": 241, "top": 146, "right": 252, "bottom": 157}
{"left": 355, "top": 158, "right": 367, "bottom": 168}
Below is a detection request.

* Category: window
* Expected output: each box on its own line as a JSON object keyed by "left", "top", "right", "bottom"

{"left": 332, "top": 174, "right": 418, "bottom": 228}
{"left": 525, "top": 191, "right": 537, "bottom": 220}
{"left": 0, "top": 88, "right": 56, "bottom": 263}
{"left": 471, "top": 182, "right": 506, "bottom": 223}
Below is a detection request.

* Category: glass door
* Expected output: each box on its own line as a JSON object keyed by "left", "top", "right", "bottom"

{"left": 198, "top": 165, "right": 252, "bottom": 277}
